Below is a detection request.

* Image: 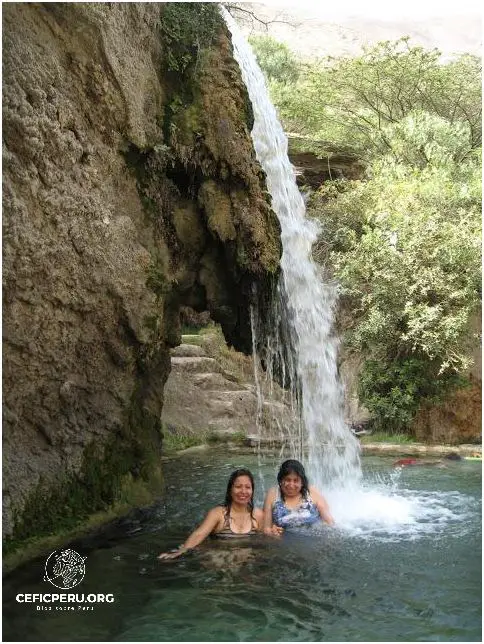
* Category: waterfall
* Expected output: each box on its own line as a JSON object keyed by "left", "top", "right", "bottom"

{"left": 222, "top": 8, "right": 361, "bottom": 490}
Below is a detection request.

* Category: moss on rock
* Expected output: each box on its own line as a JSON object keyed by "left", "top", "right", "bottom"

{"left": 198, "top": 180, "right": 236, "bottom": 242}
{"left": 5, "top": 381, "right": 165, "bottom": 558}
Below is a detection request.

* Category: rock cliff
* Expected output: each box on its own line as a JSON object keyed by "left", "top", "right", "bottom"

{"left": 2, "top": 3, "right": 281, "bottom": 546}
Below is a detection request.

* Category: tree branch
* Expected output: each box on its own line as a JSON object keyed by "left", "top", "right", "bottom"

{"left": 222, "top": 3, "right": 300, "bottom": 30}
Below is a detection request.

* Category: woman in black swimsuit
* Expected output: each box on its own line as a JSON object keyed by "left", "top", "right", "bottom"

{"left": 158, "top": 468, "right": 263, "bottom": 560}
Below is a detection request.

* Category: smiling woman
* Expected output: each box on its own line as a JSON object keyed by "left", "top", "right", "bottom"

{"left": 157, "top": 469, "right": 264, "bottom": 559}
{"left": 263, "top": 459, "right": 335, "bottom": 535}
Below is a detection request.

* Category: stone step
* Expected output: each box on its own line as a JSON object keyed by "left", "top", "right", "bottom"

{"left": 170, "top": 356, "right": 221, "bottom": 374}
{"left": 191, "top": 372, "right": 245, "bottom": 391}
{"left": 171, "top": 344, "right": 207, "bottom": 358}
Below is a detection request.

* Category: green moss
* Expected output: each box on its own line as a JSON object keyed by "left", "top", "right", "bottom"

{"left": 359, "top": 432, "right": 417, "bottom": 444}
{"left": 2, "top": 468, "right": 164, "bottom": 574}
{"left": 236, "top": 239, "right": 250, "bottom": 269}
{"left": 207, "top": 431, "right": 247, "bottom": 446}
{"left": 198, "top": 180, "right": 236, "bottom": 242}
{"left": 158, "top": 4, "right": 226, "bottom": 156}
{"left": 172, "top": 204, "right": 206, "bottom": 252}
{"left": 144, "top": 314, "right": 160, "bottom": 332}
{"left": 146, "top": 262, "right": 170, "bottom": 297}
{"left": 171, "top": 101, "right": 204, "bottom": 147}
{"left": 4, "top": 388, "right": 164, "bottom": 559}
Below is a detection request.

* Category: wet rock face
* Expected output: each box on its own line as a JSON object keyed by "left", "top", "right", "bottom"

{"left": 2, "top": 3, "right": 281, "bottom": 540}
{"left": 412, "top": 379, "right": 482, "bottom": 445}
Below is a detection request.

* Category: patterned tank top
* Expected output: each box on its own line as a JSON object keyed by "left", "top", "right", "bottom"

{"left": 213, "top": 508, "right": 258, "bottom": 539}
{"left": 272, "top": 490, "right": 320, "bottom": 528}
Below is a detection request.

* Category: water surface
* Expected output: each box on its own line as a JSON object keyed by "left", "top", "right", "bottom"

{"left": 2, "top": 452, "right": 481, "bottom": 641}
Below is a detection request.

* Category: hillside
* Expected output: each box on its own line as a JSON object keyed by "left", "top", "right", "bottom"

{"left": 235, "top": 2, "right": 482, "bottom": 60}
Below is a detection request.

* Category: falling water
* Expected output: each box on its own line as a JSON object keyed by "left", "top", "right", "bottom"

{"left": 223, "top": 9, "right": 361, "bottom": 490}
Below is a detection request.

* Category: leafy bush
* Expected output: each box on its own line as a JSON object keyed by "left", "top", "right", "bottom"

{"left": 159, "top": 3, "right": 222, "bottom": 74}
{"left": 359, "top": 358, "right": 468, "bottom": 433}
{"left": 309, "top": 121, "right": 481, "bottom": 430}
{"left": 262, "top": 37, "right": 481, "bottom": 160}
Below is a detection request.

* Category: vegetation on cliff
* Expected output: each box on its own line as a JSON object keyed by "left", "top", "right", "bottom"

{"left": 252, "top": 36, "right": 482, "bottom": 433}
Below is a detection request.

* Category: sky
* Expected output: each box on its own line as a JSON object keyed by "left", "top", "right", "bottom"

{"left": 257, "top": 0, "right": 483, "bottom": 19}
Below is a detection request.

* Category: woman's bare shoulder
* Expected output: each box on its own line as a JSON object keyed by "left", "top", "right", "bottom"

{"left": 207, "top": 505, "right": 225, "bottom": 521}
{"left": 204, "top": 505, "right": 226, "bottom": 531}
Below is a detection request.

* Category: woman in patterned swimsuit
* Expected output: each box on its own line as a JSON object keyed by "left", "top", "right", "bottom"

{"left": 158, "top": 468, "right": 263, "bottom": 559}
{"left": 263, "top": 459, "right": 335, "bottom": 536}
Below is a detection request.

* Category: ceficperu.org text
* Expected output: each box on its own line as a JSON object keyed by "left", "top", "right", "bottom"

{"left": 16, "top": 593, "right": 115, "bottom": 603}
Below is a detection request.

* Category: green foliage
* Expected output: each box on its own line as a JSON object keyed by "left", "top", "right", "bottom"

{"left": 249, "top": 35, "right": 300, "bottom": 83}
{"left": 266, "top": 38, "right": 481, "bottom": 161}
{"left": 309, "top": 126, "right": 480, "bottom": 430}
{"left": 322, "top": 145, "right": 481, "bottom": 368}
{"left": 159, "top": 3, "right": 223, "bottom": 74}
{"left": 162, "top": 424, "right": 206, "bottom": 452}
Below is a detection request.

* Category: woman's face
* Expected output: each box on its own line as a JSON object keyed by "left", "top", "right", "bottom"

{"left": 281, "top": 472, "right": 303, "bottom": 498}
{"left": 231, "top": 475, "right": 253, "bottom": 505}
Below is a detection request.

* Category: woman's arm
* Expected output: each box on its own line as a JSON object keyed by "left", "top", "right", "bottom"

{"left": 309, "top": 485, "right": 335, "bottom": 526}
{"left": 253, "top": 507, "right": 264, "bottom": 530}
{"left": 262, "top": 488, "right": 283, "bottom": 536}
{"left": 158, "top": 507, "right": 222, "bottom": 559}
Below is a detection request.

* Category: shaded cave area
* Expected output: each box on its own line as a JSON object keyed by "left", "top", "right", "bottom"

{"left": 124, "top": 141, "right": 278, "bottom": 357}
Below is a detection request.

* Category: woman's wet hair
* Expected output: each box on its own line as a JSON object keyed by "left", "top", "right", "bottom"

{"left": 277, "top": 459, "right": 309, "bottom": 500}
{"left": 223, "top": 468, "right": 255, "bottom": 515}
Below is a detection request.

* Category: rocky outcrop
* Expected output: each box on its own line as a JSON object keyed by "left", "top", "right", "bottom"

{"left": 339, "top": 354, "right": 372, "bottom": 427}
{"left": 162, "top": 334, "right": 293, "bottom": 441}
{"left": 2, "top": 3, "right": 281, "bottom": 544}
{"left": 288, "top": 135, "right": 365, "bottom": 188}
{"left": 163, "top": 344, "right": 260, "bottom": 438}
{"left": 411, "top": 378, "right": 481, "bottom": 445}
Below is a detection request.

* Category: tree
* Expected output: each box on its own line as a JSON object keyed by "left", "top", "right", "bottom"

{"left": 310, "top": 116, "right": 481, "bottom": 431}
{"left": 249, "top": 35, "right": 300, "bottom": 84}
{"left": 266, "top": 38, "right": 482, "bottom": 161}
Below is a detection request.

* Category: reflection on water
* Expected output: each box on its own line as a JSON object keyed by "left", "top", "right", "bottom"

{"left": 2, "top": 453, "right": 482, "bottom": 642}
